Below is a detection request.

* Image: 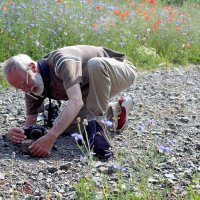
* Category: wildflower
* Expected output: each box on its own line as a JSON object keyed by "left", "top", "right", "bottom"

{"left": 147, "top": 28, "right": 151, "bottom": 32}
{"left": 140, "top": 3, "right": 144, "bottom": 6}
{"left": 120, "top": 10, "right": 130, "bottom": 20}
{"left": 185, "top": 43, "right": 190, "bottom": 49}
{"left": 96, "top": 5, "right": 102, "bottom": 10}
{"left": 182, "top": 43, "right": 190, "bottom": 49}
{"left": 130, "top": 2, "right": 135, "bottom": 7}
{"left": 175, "top": 26, "right": 181, "bottom": 31}
{"left": 2, "top": 6, "right": 7, "bottom": 11}
{"left": 149, "top": 0, "right": 156, "bottom": 5}
{"left": 169, "top": 11, "right": 173, "bottom": 17}
{"left": 55, "top": 0, "right": 63, "bottom": 3}
{"left": 92, "top": 23, "right": 97, "bottom": 29}
{"left": 83, "top": 118, "right": 88, "bottom": 126}
{"left": 164, "top": 6, "right": 170, "bottom": 10}
{"left": 80, "top": 155, "right": 87, "bottom": 163}
{"left": 71, "top": 133, "right": 84, "bottom": 143}
{"left": 138, "top": 46, "right": 160, "bottom": 57}
{"left": 153, "top": 24, "right": 158, "bottom": 29}
{"left": 136, "top": 7, "right": 143, "bottom": 14}
{"left": 114, "top": 9, "right": 121, "bottom": 15}
{"left": 100, "top": 118, "right": 113, "bottom": 127}
{"left": 113, "top": 164, "right": 126, "bottom": 172}
{"left": 151, "top": 7, "right": 156, "bottom": 12}
{"left": 9, "top": 2, "right": 15, "bottom": 6}
{"left": 155, "top": 19, "right": 161, "bottom": 25}
{"left": 167, "top": 17, "right": 173, "bottom": 22}
{"left": 159, "top": 145, "right": 172, "bottom": 152}
{"left": 119, "top": 42, "right": 126, "bottom": 47}
{"left": 35, "top": 40, "right": 40, "bottom": 46}
{"left": 144, "top": 11, "right": 151, "bottom": 20}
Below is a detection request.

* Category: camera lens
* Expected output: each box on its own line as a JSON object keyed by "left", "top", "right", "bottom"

{"left": 30, "top": 129, "right": 43, "bottom": 140}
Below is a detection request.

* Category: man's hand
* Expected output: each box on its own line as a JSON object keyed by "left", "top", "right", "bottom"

{"left": 7, "top": 127, "right": 27, "bottom": 143}
{"left": 28, "top": 133, "right": 57, "bottom": 157}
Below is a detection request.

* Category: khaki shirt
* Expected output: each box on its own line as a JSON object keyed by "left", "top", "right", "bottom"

{"left": 25, "top": 45, "right": 125, "bottom": 115}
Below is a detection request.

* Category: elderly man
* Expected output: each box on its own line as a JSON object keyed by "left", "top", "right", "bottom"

{"left": 2, "top": 45, "right": 137, "bottom": 158}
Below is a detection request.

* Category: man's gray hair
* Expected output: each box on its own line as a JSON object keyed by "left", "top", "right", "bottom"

{"left": 2, "top": 54, "right": 33, "bottom": 78}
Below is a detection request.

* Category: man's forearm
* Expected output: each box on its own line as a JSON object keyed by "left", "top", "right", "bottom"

{"left": 48, "top": 99, "right": 83, "bottom": 138}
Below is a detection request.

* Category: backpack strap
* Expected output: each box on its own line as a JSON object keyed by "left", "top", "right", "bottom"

{"left": 37, "top": 59, "right": 50, "bottom": 97}
{"left": 37, "top": 59, "right": 53, "bottom": 127}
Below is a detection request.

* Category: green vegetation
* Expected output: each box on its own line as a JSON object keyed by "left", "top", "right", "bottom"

{"left": 0, "top": 0, "right": 200, "bottom": 199}
{"left": 0, "top": 0, "right": 199, "bottom": 69}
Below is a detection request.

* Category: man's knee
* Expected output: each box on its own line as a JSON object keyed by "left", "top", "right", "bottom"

{"left": 87, "top": 58, "right": 104, "bottom": 75}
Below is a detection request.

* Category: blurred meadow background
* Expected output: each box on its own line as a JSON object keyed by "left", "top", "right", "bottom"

{"left": 0, "top": 0, "right": 200, "bottom": 71}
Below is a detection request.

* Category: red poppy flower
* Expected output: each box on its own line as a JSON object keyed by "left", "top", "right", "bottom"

{"left": 150, "top": 0, "right": 156, "bottom": 5}
{"left": 96, "top": 5, "right": 102, "bottom": 10}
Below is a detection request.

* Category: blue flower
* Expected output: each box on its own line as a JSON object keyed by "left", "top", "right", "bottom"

{"left": 159, "top": 145, "right": 172, "bottom": 152}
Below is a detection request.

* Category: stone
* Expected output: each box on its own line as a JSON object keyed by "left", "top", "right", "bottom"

{"left": 47, "top": 166, "right": 58, "bottom": 174}
{"left": 21, "top": 139, "right": 35, "bottom": 154}
{"left": 59, "top": 162, "right": 72, "bottom": 171}
{"left": 196, "top": 144, "right": 200, "bottom": 151}
{"left": 179, "top": 117, "right": 189, "bottom": 123}
{"left": 97, "top": 166, "right": 108, "bottom": 174}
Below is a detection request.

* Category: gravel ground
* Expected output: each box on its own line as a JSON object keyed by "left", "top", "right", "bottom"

{"left": 0, "top": 65, "right": 200, "bottom": 199}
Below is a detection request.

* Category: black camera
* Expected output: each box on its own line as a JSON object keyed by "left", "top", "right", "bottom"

{"left": 23, "top": 125, "right": 47, "bottom": 140}
{"left": 43, "top": 101, "right": 61, "bottom": 127}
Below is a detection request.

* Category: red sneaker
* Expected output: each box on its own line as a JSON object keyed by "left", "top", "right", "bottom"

{"left": 117, "top": 97, "right": 134, "bottom": 133}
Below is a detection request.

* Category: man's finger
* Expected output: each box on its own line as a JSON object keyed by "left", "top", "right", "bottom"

{"left": 31, "top": 149, "right": 47, "bottom": 157}
{"left": 29, "top": 147, "right": 40, "bottom": 156}
{"left": 9, "top": 127, "right": 24, "bottom": 133}
{"left": 14, "top": 132, "right": 25, "bottom": 138}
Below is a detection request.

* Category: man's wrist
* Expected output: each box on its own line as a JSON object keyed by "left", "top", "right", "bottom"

{"left": 47, "top": 130, "right": 59, "bottom": 141}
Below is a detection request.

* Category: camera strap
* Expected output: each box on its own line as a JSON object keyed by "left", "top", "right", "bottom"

{"left": 37, "top": 59, "right": 53, "bottom": 127}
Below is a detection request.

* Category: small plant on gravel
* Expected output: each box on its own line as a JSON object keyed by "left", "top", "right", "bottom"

{"left": 73, "top": 177, "right": 97, "bottom": 200}
{"left": 74, "top": 117, "right": 95, "bottom": 168}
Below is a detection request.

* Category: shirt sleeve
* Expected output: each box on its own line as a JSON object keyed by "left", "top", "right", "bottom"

{"left": 53, "top": 53, "right": 82, "bottom": 91}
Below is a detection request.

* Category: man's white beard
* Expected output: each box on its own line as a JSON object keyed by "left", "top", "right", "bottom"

{"left": 30, "top": 73, "right": 44, "bottom": 96}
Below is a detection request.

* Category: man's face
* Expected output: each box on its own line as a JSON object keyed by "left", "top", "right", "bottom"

{"left": 7, "top": 67, "right": 44, "bottom": 96}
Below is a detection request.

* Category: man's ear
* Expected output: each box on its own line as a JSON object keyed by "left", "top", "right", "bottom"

{"left": 28, "top": 62, "right": 38, "bottom": 73}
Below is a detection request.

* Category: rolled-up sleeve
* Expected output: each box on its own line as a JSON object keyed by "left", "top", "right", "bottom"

{"left": 53, "top": 53, "right": 82, "bottom": 91}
